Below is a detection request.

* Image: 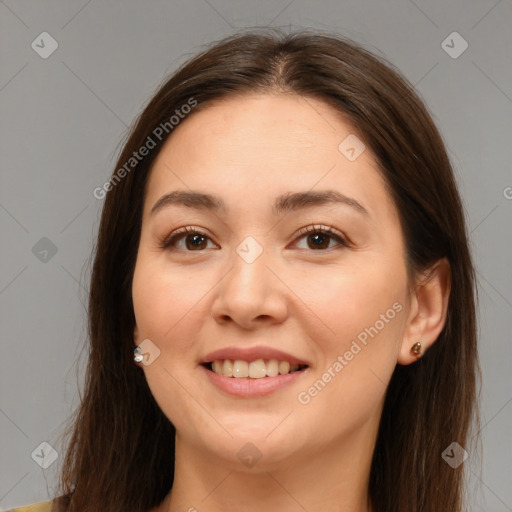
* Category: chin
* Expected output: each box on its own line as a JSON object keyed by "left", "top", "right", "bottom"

{"left": 195, "top": 419, "right": 310, "bottom": 469}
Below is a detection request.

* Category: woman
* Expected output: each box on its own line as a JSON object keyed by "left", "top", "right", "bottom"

{"left": 11, "top": 30, "right": 479, "bottom": 512}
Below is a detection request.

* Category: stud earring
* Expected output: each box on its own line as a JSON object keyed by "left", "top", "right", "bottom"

{"left": 410, "top": 341, "right": 422, "bottom": 358}
{"left": 134, "top": 346, "right": 144, "bottom": 363}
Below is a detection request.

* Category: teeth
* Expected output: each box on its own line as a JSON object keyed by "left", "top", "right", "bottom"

{"left": 279, "top": 361, "right": 290, "bottom": 374}
{"left": 209, "top": 359, "right": 306, "bottom": 378}
{"left": 249, "top": 359, "right": 267, "bottom": 379}
{"left": 233, "top": 360, "right": 249, "bottom": 378}
{"left": 222, "top": 359, "right": 233, "bottom": 377}
{"left": 266, "top": 359, "right": 279, "bottom": 377}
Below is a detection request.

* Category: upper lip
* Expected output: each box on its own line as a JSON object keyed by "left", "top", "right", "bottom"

{"left": 201, "top": 345, "right": 310, "bottom": 366}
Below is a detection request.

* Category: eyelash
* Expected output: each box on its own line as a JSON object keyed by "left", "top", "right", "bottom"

{"left": 159, "top": 224, "right": 349, "bottom": 252}
{"left": 293, "top": 224, "right": 349, "bottom": 250}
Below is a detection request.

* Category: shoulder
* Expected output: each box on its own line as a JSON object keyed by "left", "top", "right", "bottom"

{"left": 5, "top": 500, "right": 54, "bottom": 512}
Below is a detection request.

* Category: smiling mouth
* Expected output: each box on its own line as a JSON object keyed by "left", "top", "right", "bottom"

{"left": 202, "top": 359, "right": 308, "bottom": 378}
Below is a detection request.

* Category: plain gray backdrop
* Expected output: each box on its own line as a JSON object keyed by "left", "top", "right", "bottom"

{"left": 1, "top": 0, "right": 511, "bottom": 510}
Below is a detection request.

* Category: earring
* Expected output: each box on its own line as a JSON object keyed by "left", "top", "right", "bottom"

{"left": 410, "top": 341, "right": 422, "bottom": 358}
{"left": 134, "top": 346, "right": 144, "bottom": 363}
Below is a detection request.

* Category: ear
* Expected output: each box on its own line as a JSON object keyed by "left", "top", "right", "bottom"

{"left": 398, "top": 258, "right": 451, "bottom": 365}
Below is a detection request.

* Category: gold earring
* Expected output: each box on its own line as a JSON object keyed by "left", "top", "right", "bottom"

{"left": 410, "top": 342, "right": 422, "bottom": 357}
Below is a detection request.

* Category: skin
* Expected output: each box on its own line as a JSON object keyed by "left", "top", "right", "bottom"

{"left": 132, "top": 93, "right": 450, "bottom": 512}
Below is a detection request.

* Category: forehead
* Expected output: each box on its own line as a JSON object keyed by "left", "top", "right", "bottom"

{"left": 159, "top": 93, "right": 357, "bottom": 159}
{"left": 145, "top": 93, "right": 397, "bottom": 224}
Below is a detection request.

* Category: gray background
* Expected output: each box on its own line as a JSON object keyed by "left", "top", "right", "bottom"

{"left": 1, "top": 0, "right": 511, "bottom": 510}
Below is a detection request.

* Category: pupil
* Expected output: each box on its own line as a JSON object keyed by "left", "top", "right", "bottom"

{"left": 187, "top": 234, "right": 206, "bottom": 250}
{"left": 308, "top": 233, "right": 329, "bottom": 250}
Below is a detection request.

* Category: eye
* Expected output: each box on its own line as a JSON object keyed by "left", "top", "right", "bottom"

{"left": 292, "top": 224, "right": 348, "bottom": 251}
{"left": 160, "top": 226, "right": 217, "bottom": 251}
{"left": 160, "top": 224, "right": 348, "bottom": 252}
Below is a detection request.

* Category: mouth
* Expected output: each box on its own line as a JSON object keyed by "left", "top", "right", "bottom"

{"left": 202, "top": 359, "right": 309, "bottom": 378}
{"left": 201, "top": 359, "right": 309, "bottom": 398}
{"left": 199, "top": 346, "right": 311, "bottom": 397}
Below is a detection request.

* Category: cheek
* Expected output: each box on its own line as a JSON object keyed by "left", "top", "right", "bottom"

{"left": 302, "top": 258, "right": 407, "bottom": 339}
{"left": 131, "top": 254, "right": 212, "bottom": 346}
{"left": 132, "top": 256, "right": 213, "bottom": 431}
{"left": 299, "top": 258, "right": 407, "bottom": 412}
{"left": 294, "top": 255, "right": 408, "bottom": 410}
{"left": 292, "top": 269, "right": 407, "bottom": 436}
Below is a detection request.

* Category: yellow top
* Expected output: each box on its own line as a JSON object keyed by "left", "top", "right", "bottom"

{"left": 6, "top": 501, "right": 54, "bottom": 512}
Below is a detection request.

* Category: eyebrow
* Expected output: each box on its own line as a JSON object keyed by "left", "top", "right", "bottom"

{"left": 150, "top": 189, "right": 369, "bottom": 217}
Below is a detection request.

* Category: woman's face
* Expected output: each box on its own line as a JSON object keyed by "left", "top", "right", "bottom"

{"left": 132, "top": 93, "right": 412, "bottom": 469}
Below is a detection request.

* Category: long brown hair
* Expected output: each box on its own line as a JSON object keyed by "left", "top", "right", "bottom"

{"left": 56, "top": 29, "right": 479, "bottom": 512}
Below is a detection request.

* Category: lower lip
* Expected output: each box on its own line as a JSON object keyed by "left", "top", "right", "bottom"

{"left": 201, "top": 364, "right": 309, "bottom": 398}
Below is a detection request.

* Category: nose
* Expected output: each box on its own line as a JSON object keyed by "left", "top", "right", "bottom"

{"left": 210, "top": 246, "right": 288, "bottom": 330}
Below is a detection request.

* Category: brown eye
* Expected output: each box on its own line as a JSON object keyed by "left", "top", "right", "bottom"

{"left": 306, "top": 232, "right": 332, "bottom": 250}
{"left": 160, "top": 227, "right": 216, "bottom": 251}
{"left": 293, "top": 225, "right": 348, "bottom": 251}
{"left": 184, "top": 233, "right": 208, "bottom": 250}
